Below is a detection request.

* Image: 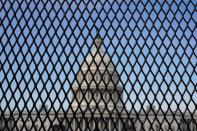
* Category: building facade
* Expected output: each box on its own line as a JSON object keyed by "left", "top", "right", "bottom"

{"left": 0, "top": 36, "right": 197, "bottom": 131}
{"left": 69, "top": 34, "right": 125, "bottom": 130}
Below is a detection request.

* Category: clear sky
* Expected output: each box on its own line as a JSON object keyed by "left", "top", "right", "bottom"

{"left": 0, "top": 0, "right": 197, "bottom": 112}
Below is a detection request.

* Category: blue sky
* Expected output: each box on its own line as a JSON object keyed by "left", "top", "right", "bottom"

{"left": 0, "top": 0, "right": 197, "bottom": 112}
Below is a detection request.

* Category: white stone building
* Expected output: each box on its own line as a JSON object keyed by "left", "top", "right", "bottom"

{"left": 69, "top": 34, "right": 126, "bottom": 130}
{"left": 0, "top": 35, "right": 197, "bottom": 131}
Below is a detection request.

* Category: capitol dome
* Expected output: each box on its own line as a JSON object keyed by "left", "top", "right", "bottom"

{"left": 71, "top": 34, "right": 123, "bottom": 111}
{"left": 81, "top": 38, "right": 116, "bottom": 75}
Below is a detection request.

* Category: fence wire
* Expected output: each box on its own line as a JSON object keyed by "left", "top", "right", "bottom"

{"left": 0, "top": 0, "right": 197, "bottom": 131}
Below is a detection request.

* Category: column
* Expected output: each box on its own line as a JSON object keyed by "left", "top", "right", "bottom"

{"left": 99, "top": 120, "right": 101, "bottom": 130}
{"left": 129, "top": 119, "right": 131, "bottom": 127}
{"left": 93, "top": 119, "right": 95, "bottom": 130}
{"left": 118, "top": 119, "right": 121, "bottom": 131}
{"left": 68, "top": 118, "right": 70, "bottom": 130}
{"left": 83, "top": 119, "right": 85, "bottom": 131}
{"left": 109, "top": 119, "right": 112, "bottom": 131}
{"left": 88, "top": 118, "right": 91, "bottom": 131}
{"left": 77, "top": 118, "right": 80, "bottom": 131}
{"left": 73, "top": 118, "right": 76, "bottom": 131}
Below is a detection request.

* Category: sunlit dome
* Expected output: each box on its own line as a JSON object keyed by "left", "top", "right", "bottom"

{"left": 81, "top": 36, "right": 116, "bottom": 74}
{"left": 71, "top": 34, "right": 123, "bottom": 112}
{"left": 73, "top": 35, "right": 121, "bottom": 90}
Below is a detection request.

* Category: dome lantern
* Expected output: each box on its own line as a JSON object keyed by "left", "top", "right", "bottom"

{"left": 91, "top": 28, "right": 104, "bottom": 55}
{"left": 94, "top": 36, "right": 102, "bottom": 48}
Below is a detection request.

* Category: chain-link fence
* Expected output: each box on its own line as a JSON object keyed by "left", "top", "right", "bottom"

{"left": 0, "top": 0, "right": 197, "bottom": 131}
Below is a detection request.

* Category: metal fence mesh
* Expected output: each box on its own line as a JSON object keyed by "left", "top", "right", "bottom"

{"left": 0, "top": 0, "right": 197, "bottom": 131}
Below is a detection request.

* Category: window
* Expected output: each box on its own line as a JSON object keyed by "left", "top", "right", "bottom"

{"left": 86, "top": 75, "right": 92, "bottom": 83}
{"left": 35, "top": 124, "right": 39, "bottom": 130}
{"left": 89, "top": 75, "right": 92, "bottom": 82}
{"left": 78, "top": 92, "right": 81, "bottom": 101}
{"left": 95, "top": 91, "right": 99, "bottom": 100}
{"left": 90, "top": 119, "right": 94, "bottom": 130}
{"left": 155, "top": 124, "right": 159, "bottom": 131}
{"left": 105, "top": 75, "right": 109, "bottom": 83}
{"left": 171, "top": 126, "right": 175, "bottom": 131}
{"left": 95, "top": 75, "right": 99, "bottom": 81}
{"left": 0, "top": 118, "right": 4, "bottom": 129}
{"left": 86, "top": 91, "right": 91, "bottom": 101}
{"left": 192, "top": 121, "right": 196, "bottom": 131}
{"left": 112, "top": 75, "right": 118, "bottom": 83}
{"left": 105, "top": 92, "right": 108, "bottom": 100}
{"left": 87, "top": 92, "right": 90, "bottom": 100}
{"left": 164, "top": 126, "right": 168, "bottom": 131}
{"left": 77, "top": 75, "right": 82, "bottom": 83}
{"left": 112, "top": 93, "right": 115, "bottom": 102}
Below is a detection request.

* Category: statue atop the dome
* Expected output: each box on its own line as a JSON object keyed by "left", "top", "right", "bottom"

{"left": 91, "top": 26, "right": 103, "bottom": 54}
{"left": 94, "top": 26, "right": 102, "bottom": 48}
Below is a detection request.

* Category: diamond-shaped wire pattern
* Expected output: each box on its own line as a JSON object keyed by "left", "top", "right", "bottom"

{"left": 0, "top": 0, "right": 197, "bottom": 131}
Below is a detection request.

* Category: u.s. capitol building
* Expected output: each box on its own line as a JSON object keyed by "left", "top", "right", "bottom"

{"left": 1, "top": 35, "right": 197, "bottom": 131}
